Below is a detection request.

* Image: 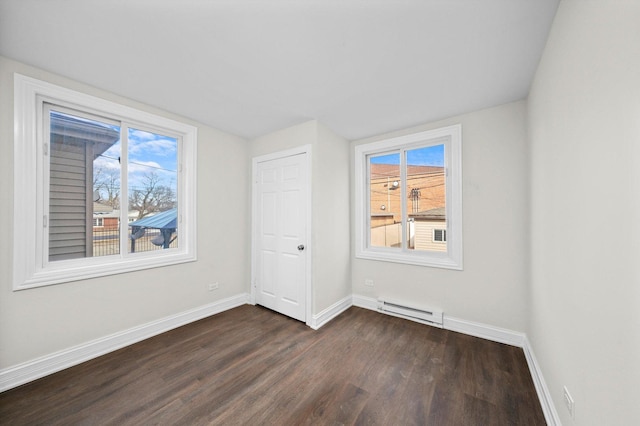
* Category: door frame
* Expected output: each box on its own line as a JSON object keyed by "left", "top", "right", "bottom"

{"left": 250, "top": 145, "right": 313, "bottom": 326}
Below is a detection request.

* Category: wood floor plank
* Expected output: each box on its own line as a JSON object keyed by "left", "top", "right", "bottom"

{"left": 0, "top": 305, "right": 545, "bottom": 425}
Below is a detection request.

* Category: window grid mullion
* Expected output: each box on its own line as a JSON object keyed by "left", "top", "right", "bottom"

{"left": 120, "top": 124, "right": 129, "bottom": 258}
{"left": 365, "top": 156, "right": 372, "bottom": 249}
{"left": 41, "top": 102, "right": 52, "bottom": 270}
{"left": 400, "top": 148, "right": 408, "bottom": 253}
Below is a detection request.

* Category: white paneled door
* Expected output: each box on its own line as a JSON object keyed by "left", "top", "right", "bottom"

{"left": 255, "top": 153, "right": 308, "bottom": 322}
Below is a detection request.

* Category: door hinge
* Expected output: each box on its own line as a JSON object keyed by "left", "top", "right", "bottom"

{"left": 43, "top": 214, "right": 48, "bottom": 228}
{"left": 43, "top": 143, "right": 49, "bottom": 156}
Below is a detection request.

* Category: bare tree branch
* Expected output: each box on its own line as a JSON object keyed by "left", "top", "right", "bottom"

{"left": 93, "top": 167, "right": 120, "bottom": 209}
{"left": 128, "top": 172, "right": 175, "bottom": 219}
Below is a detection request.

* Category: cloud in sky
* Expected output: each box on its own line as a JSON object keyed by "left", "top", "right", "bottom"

{"left": 94, "top": 153, "right": 120, "bottom": 171}
{"left": 128, "top": 160, "right": 163, "bottom": 174}
{"left": 128, "top": 128, "right": 177, "bottom": 158}
{"left": 93, "top": 129, "right": 178, "bottom": 192}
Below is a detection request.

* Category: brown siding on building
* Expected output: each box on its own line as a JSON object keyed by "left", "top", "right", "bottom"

{"left": 103, "top": 217, "right": 119, "bottom": 230}
{"left": 369, "top": 164, "right": 445, "bottom": 225}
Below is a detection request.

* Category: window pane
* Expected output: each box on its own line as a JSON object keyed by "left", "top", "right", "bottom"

{"left": 48, "top": 109, "right": 120, "bottom": 261}
{"left": 369, "top": 153, "right": 401, "bottom": 248}
{"left": 127, "top": 128, "right": 178, "bottom": 254}
{"left": 406, "top": 145, "right": 446, "bottom": 252}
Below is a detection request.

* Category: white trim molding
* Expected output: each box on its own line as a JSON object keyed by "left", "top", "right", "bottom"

{"left": 443, "top": 316, "right": 525, "bottom": 347}
{"left": 352, "top": 294, "right": 558, "bottom": 425}
{"left": 354, "top": 124, "right": 463, "bottom": 270}
{"left": 309, "top": 295, "right": 352, "bottom": 330}
{"left": 523, "top": 336, "right": 562, "bottom": 426}
{"left": 1, "top": 290, "right": 559, "bottom": 426}
{"left": 353, "top": 295, "right": 524, "bottom": 345}
{"left": 352, "top": 294, "right": 378, "bottom": 311}
{"left": 13, "top": 73, "right": 198, "bottom": 290}
{"left": 0, "top": 293, "right": 249, "bottom": 393}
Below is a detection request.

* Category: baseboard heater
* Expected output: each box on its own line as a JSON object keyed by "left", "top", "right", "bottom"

{"left": 377, "top": 298, "right": 443, "bottom": 328}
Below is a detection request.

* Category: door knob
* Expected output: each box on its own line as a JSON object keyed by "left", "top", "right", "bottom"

{"left": 297, "top": 244, "right": 305, "bottom": 251}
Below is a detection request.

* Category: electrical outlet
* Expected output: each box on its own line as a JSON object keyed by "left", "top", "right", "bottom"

{"left": 208, "top": 282, "right": 219, "bottom": 291}
{"left": 364, "top": 279, "right": 374, "bottom": 287}
{"left": 563, "top": 386, "right": 574, "bottom": 419}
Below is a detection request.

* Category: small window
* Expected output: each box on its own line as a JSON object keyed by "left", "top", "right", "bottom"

{"left": 433, "top": 229, "right": 446, "bottom": 242}
{"left": 13, "top": 74, "right": 197, "bottom": 289}
{"left": 354, "top": 125, "right": 462, "bottom": 269}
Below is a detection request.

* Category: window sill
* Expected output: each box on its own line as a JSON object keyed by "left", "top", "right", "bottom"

{"left": 355, "top": 249, "right": 463, "bottom": 270}
{"left": 14, "top": 251, "right": 197, "bottom": 290}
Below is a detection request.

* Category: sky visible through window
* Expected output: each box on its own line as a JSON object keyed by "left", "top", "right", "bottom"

{"left": 46, "top": 103, "right": 180, "bottom": 221}
{"left": 94, "top": 128, "right": 178, "bottom": 196}
{"left": 369, "top": 144, "right": 444, "bottom": 166}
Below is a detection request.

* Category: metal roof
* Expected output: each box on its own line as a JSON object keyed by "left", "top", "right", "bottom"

{"left": 129, "top": 209, "right": 177, "bottom": 230}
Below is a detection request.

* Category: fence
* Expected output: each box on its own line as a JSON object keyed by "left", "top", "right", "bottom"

{"left": 369, "top": 220, "right": 446, "bottom": 252}
{"left": 92, "top": 228, "right": 177, "bottom": 257}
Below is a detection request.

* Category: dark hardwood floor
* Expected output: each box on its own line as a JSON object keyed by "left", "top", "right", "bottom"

{"left": 0, "top": 305, "right": 545, "bottom": 425}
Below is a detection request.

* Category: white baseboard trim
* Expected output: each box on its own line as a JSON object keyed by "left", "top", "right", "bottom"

{"left": 443, "top": 316, "right": 525, "bottom": 347}
{"left": 523, "top": 336, "right": 561, "bottom": 426}
{"left": 0, "top": 293, "right": 250, "bottom": 393}
{"left": 352, "top": 294, "right": 378, "bottom": 310}
{"left": 353, "top": 295, "right": 524, "bottom": 346}
{"left": 2, "top": 291, "right": 560, "bottom": 426}
{"left": 352, "top": 294, "right": 558, "bottom": 425}
{"left": 310, "top": 295, "right": 352, "bottom": 330}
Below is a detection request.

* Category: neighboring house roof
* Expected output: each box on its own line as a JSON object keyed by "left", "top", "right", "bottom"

{"left": 410, "top": 207, "right": 445, "bottom": 221}
{"left": 92, "top": 209, "right": 141, "bottom": 219}
{"left": 50, "top": 111, "right": 120, "bottom": 157}
{"left": 129, "top": 209, "right": 177, "bottom": 230}
{"left": 93, "top": 202, "right": 113, "bottom": 214}
{"left": 97, "top": 210, "right": 121, "bottom": 219}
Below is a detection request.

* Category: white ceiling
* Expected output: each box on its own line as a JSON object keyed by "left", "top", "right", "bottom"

{"left": 0, "top": 0, "right": 559, "bottom": 140}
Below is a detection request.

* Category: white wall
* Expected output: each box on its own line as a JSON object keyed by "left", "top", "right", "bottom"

{"left": 527, "top": 1, "right": 640, "bottom": 424}
{"left": 249, "top": 120, "right": 317, "bottom": 159}
{"left": 0, "top": 56, "right": 250, "bottom": 368}
{"left": 249, "top": 120, "right": 351, "bottom": 315}
{"left": 7, "top": 5, "right": 640, "bottom": 422}
{"left": 351, "top": 101, "right": 530, "bottom": 332}
{"left": 313, "top": 123, "right": 351, "bottom": 312}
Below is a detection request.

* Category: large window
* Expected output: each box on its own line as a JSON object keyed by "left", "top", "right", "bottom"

{"left": 13, "top": 74, "right": 197, "bottom": 289}
{"left": 354, "top": 125, "right": 462, "bottom": 269}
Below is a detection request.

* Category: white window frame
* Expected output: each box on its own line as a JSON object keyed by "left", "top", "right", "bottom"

{"left": 354, "top": 124, "right": 463, "bottom": 270}
{"left": 93, "top": 217, "right": 104, "bottom": 228}
{"left": 13, "top": 74, "right": 198, "bottom": 290}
